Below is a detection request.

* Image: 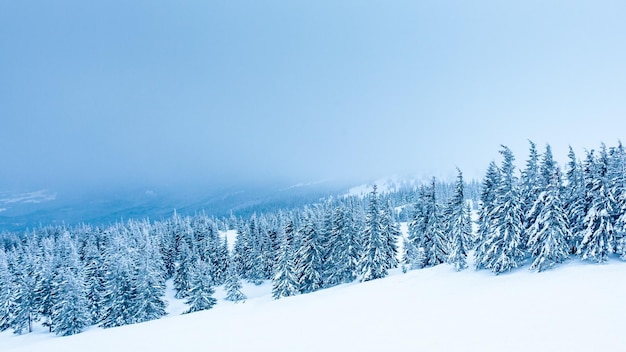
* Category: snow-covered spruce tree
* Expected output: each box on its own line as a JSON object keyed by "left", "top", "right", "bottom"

{"left": 474, "top": 161, "right": 501, "bottom": 267}
{"left": 294, "top": 214, "right": 323, "bottom": 293}
{"left": 445, "top": 169, "right": 470, "bottom": 271}
{"left": 359, "top": 186, "right": 389, "bottom": 281}
{"left": 224, "top": 256, "right": 247, "bottom": 302}
{"left": 609, "top": 142, "right": 626, "bottom": 258}
{"left": 50, "top": 242, "right": 90, "bottom": 336}
{"left": 129, "top": 222, "right": 167, "bottom": 324}
{"left": 564, "top": 146, "right": 586, "bottom": 253}
{"left": 0, "top": 249, "right": 13, "bottom": 332}
{"left": 423, "top": 179, "right": 448, "bottom": 267}
{"left": 526, "top": 169, "right": 571, "bottom": 272}
{"left": 33, "top": 237, "right": 57, "bottom": 332}
{"left": 476, "top": 146, "right": 526, "bottom": 274}
{"left": 322, "top": 206, "right": 351, "bottom": 287}
{"left": 9, "top": 247, "right": 38, "bottom": 334}
{"left": 82, "top": 236, "right": 106, "bottom": 325}
{"left": 520, "top": 141, "right": 541, "bottom": 237}
{"left": 174, "top": 240, "right": 196, "bottom": 299}
{"left": 380, "top": 200, "right": 400, "bottom": 272}
{"left": 578, "top": 146, "right": 616, "bottom": 263}
{"left": 100, "top": 231, "right": 136, "bottom": 328}
{"left": 184, "top": 260, "right": 217, "bottom": 314}
{"left": 272, "top": 227, "right": 299, "bottom": 300}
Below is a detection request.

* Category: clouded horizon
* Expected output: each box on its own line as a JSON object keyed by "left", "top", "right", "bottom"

{"left": 2, "top": 1, "right": 625, "bottom": 193}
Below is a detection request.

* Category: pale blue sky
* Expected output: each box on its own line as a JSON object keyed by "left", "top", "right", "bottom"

{"left": 1, "top": 1, "right": 625, "bottom": 192}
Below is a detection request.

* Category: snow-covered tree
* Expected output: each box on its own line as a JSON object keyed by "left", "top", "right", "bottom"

{"left": 224, "top": 256, "right": 247, "bottom": 302}
{"left": 526, "top": 169, "right": 571, "bottom": 272}
{"left": 578, "top": 146, "right": 616, "bottom": 263}
{"left": 476, "top": 146, "right": 526, "bottom": 274}
{"left": 445, "top": 169, "right": 470, "bottom": 271}
{"left": 272, "top": 227, "right": 299, "bottom": 299}
{"left": 50, "top": 242, "right": 90, "bottom": 336}
{"left": 360, "top": 186, "right": 388, "bottom": 281}
{"left": 184, "top": 260, "right": 217, "bottom": 314}
{"left": 294, "top": 215, "right": 324, "bottom": 292}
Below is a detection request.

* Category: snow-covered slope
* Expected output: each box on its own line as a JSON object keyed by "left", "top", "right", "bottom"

{"left": 3, "top": 257, "right": 626, "bottom": 352}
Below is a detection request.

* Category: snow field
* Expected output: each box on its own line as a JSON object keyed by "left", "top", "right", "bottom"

{"left": 3, "top": 257, "right": 626, "bottom": 352}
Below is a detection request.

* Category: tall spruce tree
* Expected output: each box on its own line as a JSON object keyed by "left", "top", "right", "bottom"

{"left": 578, "top": 146, "right": 616, "bottom": 262}
{"left": 474, "top": 161, "right": 501, "bottom": 269}
{"left": 184, "top": 260, "right": 217, "bottom": 314}
{"left": 294, "top": 215, "right": 323, "bottom": 293}
{"left": 360, "top": 186, "right": 389, "bottom": 281}
{"left": 526, "top": 169, "right": 571, "bottom": 272}
{"left": 476, "top": 146, "right": 526, "bottom": 274}
{"left": 446, "top": 169, "right": 470, "bottom": 271}
{"left": 224, "top": 256, "right": 247, "bottom": 302}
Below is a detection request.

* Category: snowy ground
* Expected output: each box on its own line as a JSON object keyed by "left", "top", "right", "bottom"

{"left": 3, "top": 254, "right": 626, "bottom": 352}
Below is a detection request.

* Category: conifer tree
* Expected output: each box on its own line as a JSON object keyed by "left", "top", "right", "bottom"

{"left": 380, "top": 201, "right": 400, "bottom": 272}
{"left": 446, "top": 169, "right": 470, "bottom": 271}
{"left": 272, "top": 229, "right": 299, "bottom": 299}
{"left": 474, "top": 161, "right": 501, "bottom": 267}
{"left": 476, "top": 146, "right": 526, "bottom": 274}
{"left": 359, "top": 186, "right": 388, "bottom": 281}
{"left": 564, "top": 146, "right": 586, "bottom": 253}
{"left": 224, "top": 256, "right": 247, "bottom": 302}
{"left": 578, "top": 146, "right": 616, "bottom": 262}
{"left": 184, "top": 260, "right": 217, "bottom": 314}
{"left": 0, "top": 249, "right": 13, "bottom": 332}
{"left": 526, "top": 170, "right": 571, "bottom": 272}
{"left": 50, "top": 243, "right": 90, "bottom": 336}
{"left": 294, "top": 215, "right": 323, "bottom": 292}
{"left": 520, "top": 141, "right": 541, "bottom": 235}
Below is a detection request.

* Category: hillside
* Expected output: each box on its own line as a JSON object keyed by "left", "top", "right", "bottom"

{"left": 3, "top": 255, "right": 625, "bottom": 352}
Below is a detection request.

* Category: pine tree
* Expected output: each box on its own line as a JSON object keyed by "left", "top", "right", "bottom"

{"left": 476, "top": 146, "right": 526, "bottom": 274}
{"left": 564, "top": 146, "right": 586, "bottom": 253}
{"left": 9, "top": 248, "right": 38, "bottom": 334}
{"left": 380, "top": 201, "right": 400, "bottom": 272}
{"left": 446, "top": 169, "right": 470, "bottom": 271}
{"left": 474, "top": 161, "right": 501, "bottom": 267}
{"left": 526, "top": 169, "right": 571, "bottom": 272}
{"left": 184, "top": 260, "right": 217, "bottom": 314}
{"left": 224, "top": 256, "right": 247, "bottom": 302}
{"left": 520, "top": 141, "right": 541, "bottom": 236}
{"left": 130, "top": 224, "right": 167, "bottom": 324}
{"left": 294, "top": 215, "right": 323, "bottom": 292}
{"left": 359, "top": 186, "right": 389, "bottom": 281}
{"left": 578, "top": 146, "right": 616, "bottom": 263}
{"left": 50, "top": 243, "right": 90, "bottom": 336}
{"left": 272, "top": 230, "right": 299, "bottom": 299}
{"left": 0, "top": 249, "right": 13, "bottom": 332}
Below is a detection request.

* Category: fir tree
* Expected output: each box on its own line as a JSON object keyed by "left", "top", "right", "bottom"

{"left": 578, "top": 146, "right": 616, "bottom": 263}
{"left": 360, "top": 186, "right": 389, "bottom": 281}
{"left": 224, "top": 256, "right": 247, "bottom": 302}
{"left": 446, "top": 169, "right": 470, "bottom": 271}
{"left": 474, "top": 161, "right": 501, "bottom": 267}
{"left": 526, "top": 170, "right": 571, "bottom": 272}
{"left": 50, "top": 244, "right": 90, "bottom": 336}
{"left": 476, "top": 146, "right": 526, "bottom": 274}
{"left": 272, "top": 230, "right": 299, "bottom": 299}
{"left": 564, "top": 146, "right": 586, "bottom": 253}
{"left": 294, "top": 215, "right": 323, "bottom": 293}
{"left": 184, "top": 260, "right": 217, "bottom": 314}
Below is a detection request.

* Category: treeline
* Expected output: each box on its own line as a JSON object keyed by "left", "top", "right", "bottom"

{"left": 1, "top": 140, "right": 625, "bottom": 337}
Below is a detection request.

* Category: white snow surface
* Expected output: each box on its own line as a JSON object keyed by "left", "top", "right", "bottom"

{"left": 3, "top": 257, "right": 626, "bottom": 352}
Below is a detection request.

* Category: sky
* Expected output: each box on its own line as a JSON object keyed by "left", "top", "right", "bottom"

{"left": 1, "top": 1, "right": 626, "bottom": 193}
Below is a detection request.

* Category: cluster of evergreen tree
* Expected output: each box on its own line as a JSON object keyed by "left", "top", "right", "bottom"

{"left": 473, "top": 141, "right": 626, "bottom": 273}
{"left": 2, "top": 140, "right": 625, "bottom": 337}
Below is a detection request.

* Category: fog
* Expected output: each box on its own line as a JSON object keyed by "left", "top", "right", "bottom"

{"left": 1, "top": 1, "right": 625, "bottom": 194}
